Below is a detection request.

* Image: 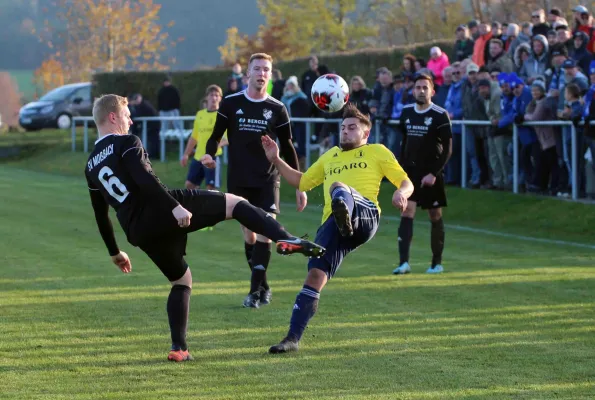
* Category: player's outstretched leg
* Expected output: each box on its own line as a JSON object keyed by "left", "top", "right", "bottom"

{"left": 167, "top": 267, "right": 194, "bottom": 362}
{"left": 269, "top": 268, "right": 328, "bottom": 354}
{"left": 393, "top": 201, "right": 416, "bottom": 275}
{"left": 329, "top": 183, "right": 355, "bottom": 237}
{"left": 226, "top": 195, "right": 326, "bottom": 258}
{"left": 426, "top": 208, "right": 444, "bottom": 274}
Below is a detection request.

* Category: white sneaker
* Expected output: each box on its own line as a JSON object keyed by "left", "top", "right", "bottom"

{"left": 426, "top": 264, "right": 444, "bottom": 274}
{"left": 392, "top": 262, "right": 411, "bottom": 275}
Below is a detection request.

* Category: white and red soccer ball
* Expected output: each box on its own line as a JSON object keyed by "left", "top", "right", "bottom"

{"left": 311, "top": 74, "right": 349, "bottom": 113}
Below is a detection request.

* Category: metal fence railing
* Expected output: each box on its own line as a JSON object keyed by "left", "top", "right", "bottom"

{"left": 72, "top": 116, "right": 586, "bottom": 201}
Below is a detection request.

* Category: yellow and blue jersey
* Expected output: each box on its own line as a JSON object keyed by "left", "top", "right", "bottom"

{"left": 299, "top": 144, "right": 409, "bottom": 224}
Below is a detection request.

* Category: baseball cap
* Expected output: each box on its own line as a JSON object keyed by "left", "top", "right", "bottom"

{"left": 456, "top": 24, "right": 466, "bottom": 32}
{"left": 467, "top": 20, "right": 479, "bottom": 29}
{"left": 550, "top": 46, "right": 568, "bottom": 58}
{"left": 466, "top": 63, "right": 479, "bottom": 74}
{"left": 562, "top": 59, "right": 577, "bottom": 68}
{"left": 478, "top": 79, "right": 491, "bottom": 87}
{"left": 573, "top": 5, "right": 589, "bottom": 13}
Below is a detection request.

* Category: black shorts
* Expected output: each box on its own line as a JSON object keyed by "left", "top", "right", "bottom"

{"left": 406, "top": 168, "right": 448, "bottom": 210}
{"left": 137, "top": 189, "right": 227, "bottom": 282}
{"left": 227, "top": 183, "right": 280, "bottom": 214}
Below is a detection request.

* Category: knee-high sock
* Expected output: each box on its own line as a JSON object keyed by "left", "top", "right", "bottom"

{"left": 244, "top": 242, "right": 254, "bottom": 271}
{"left": 431, "top": 218, "right": 445, "bottom": 267}
{"left": 250, "top": 241, "right": 271, "bottom": 293}
{"left": 232, "top": 201, "right": 292, "bottom": 242}
{"left": 167, "top": 284, "right": 191, "bottom": 351}
{"left": 398, "top": 217, "right": 414, "bottom": 264}
{"left": 287, "top": 285, "right": 320, "bottom": 341}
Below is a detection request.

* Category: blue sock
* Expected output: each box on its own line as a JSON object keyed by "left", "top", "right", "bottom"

{"left": 331, "top": 186, "right": 354, "bottom": 218}
{"left": 287, "top": 285, "right": 320, "bottom": 341}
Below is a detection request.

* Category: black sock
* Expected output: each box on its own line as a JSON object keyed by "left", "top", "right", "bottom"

{"left": 398, "top": 217, "right": 414, "bottom": 264}
{"left": 232, "top": 201, "right": 292, "bottom": 242}
{"left": 244, "top": 242, "right": 254, "bottom": 271}
{"left": 250, "top": 241, "right": 271, "bottom": 293}
{"left": 167, "top": 284, "right": 191, "bottom": 351}
{"left": 431, "top": 218, "right": 445, "bottom": 267}
{"left": 288, "top": 285, "right": 320, "bottom": 342}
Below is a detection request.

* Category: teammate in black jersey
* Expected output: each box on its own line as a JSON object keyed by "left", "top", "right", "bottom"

{"left": 202, "top": 53, "right": 307, "bottom": 309}
{"left": 392, "top": 73, "right": 452, "bottom": 275}
{"left": 85, "top": 95, "right": 325, "bottom": 362}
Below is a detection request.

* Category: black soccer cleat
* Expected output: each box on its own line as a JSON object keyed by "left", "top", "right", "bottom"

{"left": 276, "top": 237, "right": 325, "bottom": 258}
{"left": 259, "top": 287, "right": 272, "bottom": 305}
{"left": 242, "top": 292, "right": 260, "bottom": 309}
{"left": 331, "top": 197, "right": 354, "bottom": 237}
{"left": 269, "top": 337, "right": 299, "bottom": 354}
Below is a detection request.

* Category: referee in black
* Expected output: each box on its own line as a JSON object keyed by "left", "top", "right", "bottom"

{"left": 202, "top": 53, "right": 307, "bottom": 308}
{"left": 392, "top": 73, "right": 452, "bottom": 275}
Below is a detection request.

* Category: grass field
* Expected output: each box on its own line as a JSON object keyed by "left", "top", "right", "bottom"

{"left": 1, "top": 136, "right": 595, "bottom": 399}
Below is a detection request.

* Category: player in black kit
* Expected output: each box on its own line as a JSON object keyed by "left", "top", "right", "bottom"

{"left": 392, "top": 73, "right": 452, "bottom": 275}
{"left": 85, "top": 95, "right": 324, "bottom": 362}
{"left": 202, "top": 53, "right": 307, "bottom": 309}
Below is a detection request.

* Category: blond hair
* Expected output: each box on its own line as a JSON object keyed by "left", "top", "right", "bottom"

{"left": 92, "top": 94, "right": 128, "bottom": 125}
{"left": 249, "top": 53, "right": 273, "bottom": 65}
{"left": 205, "top": 84, "right": 223, "bottom": 97}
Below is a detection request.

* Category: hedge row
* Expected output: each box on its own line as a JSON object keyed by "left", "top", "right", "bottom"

{"left": 93, "top": 40, "right": 454, "bottom": 115}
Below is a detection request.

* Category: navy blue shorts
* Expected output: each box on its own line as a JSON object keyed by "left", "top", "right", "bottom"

{"left": 186, "top": 157, "right": 221, "bottom": 188}
{"left": 308, "top": 187, "right": 380, "bottom": 279}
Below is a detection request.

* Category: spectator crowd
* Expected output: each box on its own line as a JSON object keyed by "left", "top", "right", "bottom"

{"left": 130, "top": 5, "right": 595, "bottom": 200}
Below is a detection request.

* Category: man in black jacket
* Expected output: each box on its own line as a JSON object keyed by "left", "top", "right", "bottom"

{"left": 157, "top": 77, "right": 183, "bottom": 132}
{"left": 129, "top": 93, "right": 160, "bottom": 159}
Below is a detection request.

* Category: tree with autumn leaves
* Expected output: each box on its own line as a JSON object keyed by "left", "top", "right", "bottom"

{"left": 33, "top": 0, "right": 178, "bottom": 93}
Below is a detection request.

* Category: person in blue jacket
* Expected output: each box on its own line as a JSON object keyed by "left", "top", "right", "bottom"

{"left": 510, "top": 74, "right": 539, "bottom": 189}
{"left": 490, "top": 72, "right": 514, "bottom": 189}
{"left": 444, "top": 64, "right": 464, "bottom": 185}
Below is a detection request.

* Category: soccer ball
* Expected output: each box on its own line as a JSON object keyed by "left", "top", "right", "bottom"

{"left": 311, "top": 74, "right": 349, "bottom": 113}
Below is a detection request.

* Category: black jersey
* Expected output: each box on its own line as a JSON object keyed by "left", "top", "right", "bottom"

{"left": 399, "top": 103, "right": 453, "bottom": 176}
{"left": 206, "top": 90, "right": 299, "bottom": 187}
{"left": 85, "top": 134, "right": 180, "bottom": 253}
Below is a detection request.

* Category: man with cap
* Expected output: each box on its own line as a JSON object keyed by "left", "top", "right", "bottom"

{"left": 487, "top": 73, "right": 513, "bottom": 189}
{"left": 468, "top": 20, "right": 480, "bottom": 40}
{"left": 454, "top": 25, "right": 474, "bottom": 61}
{"left": 573, "top": 5, "right": 595, "bottom": 52}
{"left": 549, "top": 7, "right": 564, "bottom": 25}
{"left": 562, "top": 59, "right": 589, "bottom": 95}
{"left": 511, "top": 74, "right": 539, "bottom": 189}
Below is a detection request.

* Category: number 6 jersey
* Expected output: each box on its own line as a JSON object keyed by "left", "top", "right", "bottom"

{"left": 85, "top": 133, "right": 180, "bottom": 253}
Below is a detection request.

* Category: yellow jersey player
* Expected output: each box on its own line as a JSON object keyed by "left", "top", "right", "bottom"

{"left": 261, "top": 103, "right": 414, "bottom": 354}
{"left": 180, "top": 85, "right": 228, "bottom": 190}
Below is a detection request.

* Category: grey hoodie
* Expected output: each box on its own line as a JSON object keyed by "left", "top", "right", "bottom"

{"left": 519, "top": 35, "right": 550, "bottom": 81}
{"left": 508, "top": 31, "right": 530, "bottom": 57}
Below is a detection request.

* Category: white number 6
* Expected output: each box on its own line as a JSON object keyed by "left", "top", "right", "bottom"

{"left": 98, "top": 166, "right": 129, "bottom": 203}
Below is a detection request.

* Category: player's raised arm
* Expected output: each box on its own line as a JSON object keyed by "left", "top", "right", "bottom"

{"left": 275, "top": 106, "right": 300, "bottom": 171}
{"left": 261, "top": 135, "right": 303, "bottom": 188}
